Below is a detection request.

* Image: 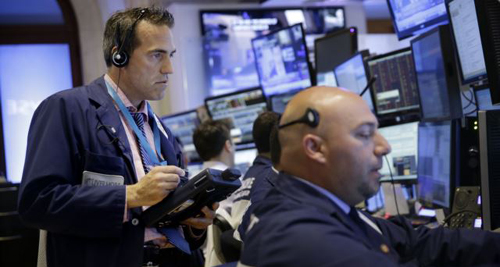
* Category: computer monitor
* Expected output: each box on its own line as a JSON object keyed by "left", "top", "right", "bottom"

{"left": 161, "top": 110, "right": 201, "bottom": 163}
{"left": 314, "top": 27, "right": 358, "bottom": 74}
{"left": 475, "top": 0, "right": 500, "bottom": 105}
{"left": 387, "top": 0, "right": 449, "bottom": 40}
{"left": 475, "top": 88, "right": 500, "bottom": 111}
{"left": 417, "top": 120, "right": 460, "bottom": 209}
{"left": 446, "top": 0, "right": 487, "bottom": 84}
{"left": 411, "top": 25, "right": 462, "bottom": 122}
{"left": 367, "top": 48, "right": 420, "bottom": 117}
{"left": 251, "top": 23, "right": 312, "bottom": 96}
{"left": 205, "top": 87, "right": 268, "bottom": 144}
{"left": 234, "top": 146, "right": 258, "bottom": 176}
{"left": 201, "top": 7, "right": 345, "bottom": 96}
{"left": 269, "top": 91, "right": 298, "bottom": 114}
{"left": 334, "top": 50, "right": 375, "bottom": 111}
{"left": 378, "top": 121, "right": 419, "bottom": 182}
{"left": 478, "top": 110, "right": 500, "bottom": 230}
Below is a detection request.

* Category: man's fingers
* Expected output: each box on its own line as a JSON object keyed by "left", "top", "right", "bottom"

{"left": 150, "top": 165, "right": 185, "bottom": 176}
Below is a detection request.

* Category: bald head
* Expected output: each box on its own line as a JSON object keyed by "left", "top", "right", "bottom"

{"left": 279, "top": 86, "right": 391, "bottom": 205}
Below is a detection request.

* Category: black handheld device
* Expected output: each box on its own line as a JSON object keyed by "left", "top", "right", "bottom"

{"left": 142, "top": 168, "right": 241, "bottom": 227}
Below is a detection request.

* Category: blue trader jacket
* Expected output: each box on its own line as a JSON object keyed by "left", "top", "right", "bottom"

{"left": 18, "top": 77, "right": 198, "bottom": 267}
{"left": 240, "top": 172, "right": 500, "bottom": 267}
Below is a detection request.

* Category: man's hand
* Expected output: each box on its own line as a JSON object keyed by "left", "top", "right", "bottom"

{"left": 181, "top": 202, "right": 219, "bottom": 230}
{"left": 126, "top": 166, "right": 184, "bottom": 208}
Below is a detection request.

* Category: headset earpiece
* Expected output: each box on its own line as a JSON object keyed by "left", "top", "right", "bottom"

{"left": 111, "top": 9, "right": 146, "bottom": 68}
{"left": 278, "top": 108, "right": 320, "bottom": 129}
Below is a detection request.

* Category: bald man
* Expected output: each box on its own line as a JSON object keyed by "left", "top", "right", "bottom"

{"left": 238, "top": 87, "right": 500, "bottom": 267}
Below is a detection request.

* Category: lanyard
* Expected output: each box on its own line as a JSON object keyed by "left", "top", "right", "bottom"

{"left": 105, "top": 81, "right": 167, "bottom": 166}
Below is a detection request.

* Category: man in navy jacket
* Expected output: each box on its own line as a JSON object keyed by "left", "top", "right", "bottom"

{"left": 18, "top": 7, "right": 215, "bottom": 267}
{"left": 239, "top": 86, "right": 500, "bottom": 266}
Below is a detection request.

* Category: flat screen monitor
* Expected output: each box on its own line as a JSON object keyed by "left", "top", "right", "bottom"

{"left": 269, "top": 91, "right": 298, "bottom": 114}
{"left": 334, "top": 50, "right": 374, "bottom": 111}
{"left": 314, "top": 27, "right": 358, "bottom": 74}
{"left": 205, "top": 87, "right": 268, "bottom": 144}
{"left": 252, "top": 23, "right": 312, "bottom": 96}
{"left": 475, "top": 0, "right": 500, "bottom": 105}
{"left": 367, "top": 48, "right": 420, "bottom": 117}
{"left": 201, "top": 7, "right": 345, "bottom": 96}
{"left": 387, "top": 0, "right": 449, "bottom": 40}
{"left": 161, "top": 110, "right": 201, "bottom": 163}
{"left": 234, "top": 146, "right": 258, "bottom": 176}
{"left": 474, "top": 88, "right": 500, "bottom": 111}
{"left": 316, "top": 71, "right": 338, "bottom": 87}
{"left": 446, "top": 0, "right": 487, "bottom": 84}
{"left": 378, "top": 121, "right": 419, "bottom": 182}
{"left": 411, "top": 25, "right": 462, "bottom": 122}
{"left": 417, "top": 120, "right": 459, "bottom": 209}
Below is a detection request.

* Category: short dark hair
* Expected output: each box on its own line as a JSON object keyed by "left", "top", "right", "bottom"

{"left": 103, "top": 7, "right": 175, "bottom": 67}
{"left": 252, "top": 111, "right": 280, "bottom": 154}
{"left": 193, "top": 120, "right": 231, "bottom": 161}
{"left": 269, "top": 123, "right": 281, "bottom": 166}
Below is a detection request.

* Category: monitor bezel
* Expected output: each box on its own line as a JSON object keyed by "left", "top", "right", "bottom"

{"left": 445, "top": 0, "right": 488, "bottom": 85}
{"left": 251, "top": 23, "right": 314, "bottom": 97}
{"left": 386, "top": 0, "right": 449, "bottom": 40}
{"left": 410, "top": 25, "right": 463, "bottom": 122}
{"left": 366, "top": 47, "right": 421, "bottom": 122}
{"left": 313, "top": 26, "right": 358, "bottom": 75}
{"left": 416, "top": 119, "right": 460, "bottom": 210}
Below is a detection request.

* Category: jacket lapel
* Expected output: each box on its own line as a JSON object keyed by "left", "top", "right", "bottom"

{"left": 88, "top": 77, "right": 136, "bottom": 183}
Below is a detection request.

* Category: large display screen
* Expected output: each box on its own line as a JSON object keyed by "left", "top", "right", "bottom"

{"left": 0, "top": 44, "right": 73, "bottom": 183}
{"left": 252, "top": 24, "right": 312, "bottom": 96}
{"left": 387, "top": 0, "right": 449, "bottom": 40}
{"left": 205, "top": 87, "right": 267, "bottom": 144}
{"left": 201, "top": 7, "right": 344, "bottom": 96}
{"left": 447, "top": 0, "right": 487, "bottom": 84}
{"left": 334, "top": 51, "right": 374, "bottom": 111}
{"left": 367, "top": 49, "right": 420, "bottom": 116}
{"left": 161, "top": 110, "right": 201, "bottom": 163}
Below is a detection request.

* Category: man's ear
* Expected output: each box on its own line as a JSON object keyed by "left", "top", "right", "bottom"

{"left": 224, "top": 139, "right": 233, "bottom": 153}
{"left": 303, "top": 134, "right": 326, "bottom": 164}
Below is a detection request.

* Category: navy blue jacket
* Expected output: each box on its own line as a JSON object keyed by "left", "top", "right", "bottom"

{"left": 240, "top": 172, "right": 500, "bottom": 267}
{"left": 18, "top": 77, "right": 196, "bottom": 267}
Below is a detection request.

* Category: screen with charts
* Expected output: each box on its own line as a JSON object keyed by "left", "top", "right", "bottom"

{"left": 201, "top": 7, "right": 345, "bottom": 96}
{"left": 367, "top": 49, "right": 420, "bottom": 116}
{"left": 378, "top": 122, "right": 419, "bottom": 182}
{"left": 334, "top": 51, "right": 374, "bottom": 111}
{"left": 252, "top": 24, "right": 312, "bottom": 96}
{"left": 417, "top": 120, "right": 457, "bottom": 209}
{"left": 447, "top": 0, "right": 487, "bottom": 84}
{"left": 205, "top": 88, "right": 268, "bottom": 144}
{"left": 161, "top": 110, "right": 201, "bottom": 163}
{"left": 387, "top": 0, "right": 449, "bottom": 40}
{"left": 475, "top": 88, "right": 500, "bottom": 111}
{"left": 269, "top": 91, "right": 298, "bottom": 114}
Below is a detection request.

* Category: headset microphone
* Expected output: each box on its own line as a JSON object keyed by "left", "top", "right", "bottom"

{"left": 359, "top": 75, "right": 377, "bottom": 97}
{"left": 112, "top": 9, "right": 147, "bottom": 68}
{"left": 278, "top": 108, "right": 320, "bottom": 129}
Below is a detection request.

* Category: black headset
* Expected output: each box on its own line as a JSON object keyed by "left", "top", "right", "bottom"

{"left": 278, "top": 108, "right": 320, "bottom": 129}
{"left": 112, "top": 9, "right": 147, "bottom": 68}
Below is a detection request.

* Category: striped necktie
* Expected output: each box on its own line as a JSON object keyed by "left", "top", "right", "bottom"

{"left": 128, "top": 108, "right": 153, "bottom": 174}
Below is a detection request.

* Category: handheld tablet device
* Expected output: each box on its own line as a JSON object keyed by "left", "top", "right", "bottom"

{"left": 142, "top": 168, "right": 242, "bottom": 227}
